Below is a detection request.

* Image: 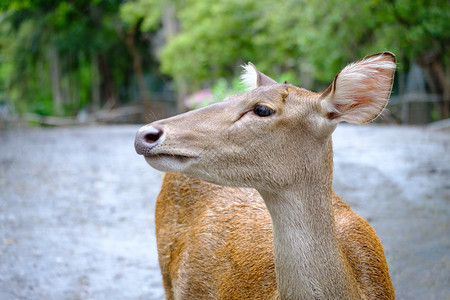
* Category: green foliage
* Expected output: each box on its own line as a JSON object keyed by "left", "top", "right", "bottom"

{"left": 211, "top": 77, "right": 247, "bottom": 102}
{"left": 120, "top": 0, "right": 164, "bottom": 31}
{"left": 157, "top": 0, "right": 449, "bottom": 92}
{"left": 160, "top": 0, "right": 260, "bottom": 84}
{"left": 0, "top": 0, "right": 448, "bottom": 118}
{"left": 0, "top": 0, "right": 149, "bottom": 117}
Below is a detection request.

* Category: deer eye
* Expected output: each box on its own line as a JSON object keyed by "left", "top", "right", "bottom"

{"left": 253, "top": 105, "right": 275, "bottom": 117}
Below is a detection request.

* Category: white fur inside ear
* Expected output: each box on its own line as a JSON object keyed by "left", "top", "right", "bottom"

{"left": 240, "top": 64, "right": 258, "bottom": 91}
{"left": 336, "top": 54, "right": 396, "bottom": 96}
{"left": 322, "top": 53, "right": 396, "bottom": 124}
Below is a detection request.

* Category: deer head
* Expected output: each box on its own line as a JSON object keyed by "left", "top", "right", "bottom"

{"left": 135, "top": 52, "right": 396, "bottom": 193}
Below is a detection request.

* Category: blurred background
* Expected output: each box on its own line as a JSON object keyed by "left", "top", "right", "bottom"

{"left": 0, "top": 1, "right": 449, "bottom": 300}
{"left": 0, "top": 0, "right": 448, "bottom": 127}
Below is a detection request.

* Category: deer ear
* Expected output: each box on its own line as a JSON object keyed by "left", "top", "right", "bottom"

{"left": 321, "top": 52, "right": 396, "bottom": 124}
{"left": 241, "top": 62, "right": 277, "bottom": 91}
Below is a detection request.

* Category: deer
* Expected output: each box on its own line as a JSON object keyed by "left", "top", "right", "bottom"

{"left": 134, "top": 52, "right": 396, "bottom": 299}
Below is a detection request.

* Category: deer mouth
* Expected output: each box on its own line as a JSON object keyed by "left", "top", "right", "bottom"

{"left": 144, "top": 151, "right": 200, "bottom": 172}
{"left": 145, "top": 153, "right": 199, "bottom": 162}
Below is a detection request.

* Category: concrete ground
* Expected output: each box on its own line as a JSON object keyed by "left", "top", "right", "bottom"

{"left": 0, "top": 124, "right": 448, "bottom": 299}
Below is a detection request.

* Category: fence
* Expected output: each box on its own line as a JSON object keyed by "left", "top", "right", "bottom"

{"left": 386, "top": 93, "right": 446, "bottom": 124}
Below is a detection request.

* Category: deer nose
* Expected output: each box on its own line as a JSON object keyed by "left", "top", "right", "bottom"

{"left": 134, "top": 125, "right": 164, "bottom": 156}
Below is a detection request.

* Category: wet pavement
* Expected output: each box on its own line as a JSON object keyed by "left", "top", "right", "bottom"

{"left": 0, "top": 124, "right": 449, "bottom": 299}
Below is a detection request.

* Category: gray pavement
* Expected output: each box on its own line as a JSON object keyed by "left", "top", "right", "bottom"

{"left": 0, "top": 124, "right": 448, "bottom": 299}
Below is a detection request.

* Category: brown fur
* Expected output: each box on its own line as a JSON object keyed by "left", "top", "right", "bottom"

{"left": 156, "top": 173, "right": 394, "bottom": 299}
{"left": 156, "top": 173, "right": 277, "bottom": 299}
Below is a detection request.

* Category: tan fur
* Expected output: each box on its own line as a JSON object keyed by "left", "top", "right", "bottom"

{"left": 156, "top": 173, "right": 277, "bottom": 299}
{"left": 156, "top": 173, "right": 394, "bottom": 299}
{"left": 135, "top": 52, "right": 396, "bottom": 299}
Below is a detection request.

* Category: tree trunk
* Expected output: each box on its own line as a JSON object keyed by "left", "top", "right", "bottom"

{"left": 162, "top": 3, "right": 187, "bottom": 113}
{"left": 49, "top": 46, "right": 63, "bottom": 115}
{"left": 430, "top": 59, "right": 449, "bottom": 119}
{"left": 91, "top": 55, "right": 101, "bottom": 112}
{"left": 418, "top": 52, "right": 449, "bottom": 120}
{"left": 98, "top": 53, "right": 118, "bottom": 108}
{"left": 444, "top": 63, "right": 450, "bottom": 119}
{"left": 125, "top": 24, "right": 152, "bottom": 107}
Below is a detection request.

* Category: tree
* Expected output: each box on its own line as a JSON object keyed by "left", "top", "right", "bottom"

{"left": 150, "top": 0, "right": 448, "bottom": 116}
{"left": 1, "top": 1, "right": 138, "bottom": 116}
{"left": 0, "top": 0, "right": 447, "bottom": 120}
{"left": 120, "top": 0, "right": 165, "bottom": 111}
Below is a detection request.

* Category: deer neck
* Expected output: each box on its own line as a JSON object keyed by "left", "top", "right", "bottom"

{"left": 259, "top": 143, "right": 360, "bottom": 299}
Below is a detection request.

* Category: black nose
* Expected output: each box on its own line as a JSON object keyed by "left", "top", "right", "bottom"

{"left": 134, "top": 125, "right": 164, "bottom": 155}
